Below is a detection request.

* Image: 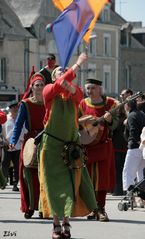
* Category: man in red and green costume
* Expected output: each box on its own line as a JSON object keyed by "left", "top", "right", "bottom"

{"left": 79, "top": 78, "right": 119, "bottom": 222}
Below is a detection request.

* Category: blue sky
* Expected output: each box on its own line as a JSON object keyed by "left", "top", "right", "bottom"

{"left": 115, "top": 0, "right": 145, "bottom": 27}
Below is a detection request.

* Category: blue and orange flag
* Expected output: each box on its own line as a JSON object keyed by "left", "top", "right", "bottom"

{"left": 47, "top": 0, "right": 109, "bottom": 68}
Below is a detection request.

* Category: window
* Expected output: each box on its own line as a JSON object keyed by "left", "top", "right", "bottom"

{"left": 103, "top": 65, "right": 111, "bottom": 93}
{"left": 100, "top": 5, "right": 110, "bottom": 23}
{"left": 88, "top": 36, "right": 96, "bottom": 56}
{"left": 0, "top": 58, "right": 6, "bottom": 83}
{"left": 88, "top": 63, "right": 96, "bottom": 78}
{"left": 103, "top": 33, "right": 111, "bottom": 56}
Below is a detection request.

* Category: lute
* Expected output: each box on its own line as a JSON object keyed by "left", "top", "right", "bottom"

{"left": 79, "top": 91, "right": 143, "bottom": 145}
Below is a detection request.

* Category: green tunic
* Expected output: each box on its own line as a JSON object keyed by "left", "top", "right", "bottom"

{"left": 39, "top": 96, "right": 97, "bottom": 217}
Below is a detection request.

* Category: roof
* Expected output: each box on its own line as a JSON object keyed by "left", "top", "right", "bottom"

{"left": 6, "top": 0, "right": 42, "bottom": 28}
{"left": 110, "top": 9, "right": 126, "bottom": 26}
{"left": 0, "top": 0, "right": 31, "bottom": 37}
{"left": 132, "top": 27, "right": 145, "bottom": 34}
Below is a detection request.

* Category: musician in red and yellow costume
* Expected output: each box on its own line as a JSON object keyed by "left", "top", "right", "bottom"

{"left": 9, "top": 73, "right": 45, "bottom": 219}
{"left": 79, "top": 78, "right": 119, "bottom": 221}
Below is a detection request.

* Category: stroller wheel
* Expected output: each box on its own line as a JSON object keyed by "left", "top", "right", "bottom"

{"left": 118, "top": 202, "right": 124, "bottom": 211}
{"left": 123, "top": 203, "right": 129, "bottom": 211}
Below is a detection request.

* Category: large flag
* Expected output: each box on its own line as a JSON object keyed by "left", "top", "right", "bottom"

{"left": 52, "top": 0, "right": 109, "bottom": 43}
{"left": 48, "top": 0, "right": 109, "bottom": 68}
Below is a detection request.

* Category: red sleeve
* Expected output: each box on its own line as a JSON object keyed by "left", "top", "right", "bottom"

{"left": 105, "top": 97, "right": 118, "bottom": 111}
{"left": 62, "top": 68, "right": 76, "bottom": 83}
{"left": 71, "top": 85, "right": 83, "bottom": 105}
{"left": 43, "top": 68, "right": 76, "bottom": 103}
{"left": 0, "top": 110, "right": 7, "bottom": 124}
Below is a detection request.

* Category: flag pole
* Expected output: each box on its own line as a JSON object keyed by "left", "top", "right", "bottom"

{"left": 84, "top": 33, "right": 96, "bottom": 79}
{"left": 85, "top": 44, "right": 88, "bottom": 55}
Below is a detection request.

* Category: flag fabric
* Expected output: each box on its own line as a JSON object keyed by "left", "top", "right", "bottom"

{"left": 52, "top": 0, "right": 73, "bottom": 11}
{"left": 49, "top": 0, "right": 109, "bottom": 68}
{"left": 83, "top": 0, "right": 109, "bottom": 43}
{"left": 47, "top": 0, "right": 94, "bottom": 68}
{"left": 52, "top": 0, "right": 109, "bottom": 43}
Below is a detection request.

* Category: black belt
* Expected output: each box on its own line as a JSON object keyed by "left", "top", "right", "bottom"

{"left": 44, "top": 131, "right": 66, "bottom": 143}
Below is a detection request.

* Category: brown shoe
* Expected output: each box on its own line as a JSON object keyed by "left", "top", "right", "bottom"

{"left": 96, "top": 206, "right": 109, "bottom": 222}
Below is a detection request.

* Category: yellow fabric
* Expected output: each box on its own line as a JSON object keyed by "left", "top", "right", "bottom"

{"left": 84, "top": 0, "right": 109, "bottom": 43}
{"left": 52, "top": 0, "right": 73, "bottom": 11}
{"left": 39, "top": 148, "right": 51, "bottom": 218}
{"left": 72, "top": 169, "right": 90, "bottom": 216}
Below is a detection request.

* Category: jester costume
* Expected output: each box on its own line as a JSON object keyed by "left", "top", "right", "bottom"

{"left": 39, "top": 68, "right": 97, "bottom": 218}
{"left": 79, "top": 96, "right": 118, "bottom": 209}
{"left": 10, "top": 98, "right": 45, "bottom": 214}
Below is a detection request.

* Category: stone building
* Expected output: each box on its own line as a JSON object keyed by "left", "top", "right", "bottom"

{"left": 0, "top": 0, "right": 33, "bottom": 106}
{"left": 0, "top": 0, "right": 145, "bottom": 107}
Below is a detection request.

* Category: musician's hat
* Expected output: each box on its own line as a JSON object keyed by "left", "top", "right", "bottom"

{"left": 85, "top": 78, "right": 102, "bottom": 86}
{"left": 31, "top": 73, "right": 45, "bottom": 85}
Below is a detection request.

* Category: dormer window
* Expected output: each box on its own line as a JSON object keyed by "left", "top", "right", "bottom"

{"left": 101, "top": 5, "right": 110, "bottom": 23}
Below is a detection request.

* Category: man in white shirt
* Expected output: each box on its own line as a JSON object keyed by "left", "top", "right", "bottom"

{"left": 1, "top": 100, "right": 23, "bottom": 191}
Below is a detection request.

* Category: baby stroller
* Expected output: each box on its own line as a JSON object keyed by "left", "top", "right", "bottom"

{"left": 118, "top": 174, "right": 145, "bottom": 211}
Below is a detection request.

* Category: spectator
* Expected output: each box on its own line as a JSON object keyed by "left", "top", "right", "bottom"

{"left": 137, "top": 93, "right": 145, "bottom": 114}
{"left": 123, "top": 99, "right": 145, "bottom": 194}
{"left": 1, "top": 100, "right": 22, "bottom": 191}
{"left": 39, "top": 53, "right": 58, "bottom": 85}
{"left": 112, "top": 88, "right": 133, "bottom": 196}
{"left": 120, "top": 88, "right": 133, "bottom": 102}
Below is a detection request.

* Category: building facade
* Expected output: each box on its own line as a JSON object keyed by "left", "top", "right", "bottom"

{"left": 0, "top": 0, "right": 145, "bottom": 107}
